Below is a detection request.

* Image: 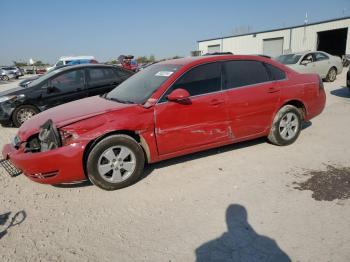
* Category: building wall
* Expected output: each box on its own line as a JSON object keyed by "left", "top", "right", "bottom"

{"left": 198, "top": 18, "right": 350, "bottom": 56}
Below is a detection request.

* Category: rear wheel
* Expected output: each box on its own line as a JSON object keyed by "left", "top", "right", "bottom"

{"left": 12, "top": 105, "right": 40, "bottom": 127}
{"left": 86, "top": 134, "right": 145, "bottom": 190}
{"left": 268, "top": 105, "right": 302, "bottom": 146}
{"left": 326, "top": 67, "right": 337, "bottom": 82}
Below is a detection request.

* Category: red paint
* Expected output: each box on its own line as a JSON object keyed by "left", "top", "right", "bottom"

{"left": 2, "top": 55, "right": 326, "bottom": 185}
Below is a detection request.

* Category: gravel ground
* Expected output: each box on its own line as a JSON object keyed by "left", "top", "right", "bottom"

{"left": 0, "top": 71, "right": 350, "bottom": 262}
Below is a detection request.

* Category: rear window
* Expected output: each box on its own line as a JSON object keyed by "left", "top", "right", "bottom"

{"left": 276, "top": 54, "right": 302, "bottom": 65}
{"left": 265, "top": 63, "right": 286, "bottom": 80}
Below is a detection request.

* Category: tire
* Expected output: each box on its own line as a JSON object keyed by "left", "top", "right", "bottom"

{"left": 268, "top": 105, "right": 302, "bottom": 146}
{"left": 86, "top": 134, "right": 145, "bottom": 190}
{"left": 2, "top": 75, "right": 9, "bottom": 81}
{"left": 325, "top": 67, "right": 337, "bottom": 82}
{"left": 12, "top": 105, "right": 40, "bottom": 127}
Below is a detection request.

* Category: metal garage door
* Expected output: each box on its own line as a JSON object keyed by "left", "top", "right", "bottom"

{"left": 263, "top": 38, "right": 284, "bottom": 57}
{"left": 207, "top": 44, "right": 221, "bottom": 53}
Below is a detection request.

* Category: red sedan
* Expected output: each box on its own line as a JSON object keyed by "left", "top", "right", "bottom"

{"left": 2, "top": 55, "right": 326, "bottom": 190}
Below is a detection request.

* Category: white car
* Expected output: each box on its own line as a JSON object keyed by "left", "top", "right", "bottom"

{"left": 276, "top": 51, "right": 343, "bottom": 82}
{"left": 46, "top": 56, "right": 96, "bottom": 71}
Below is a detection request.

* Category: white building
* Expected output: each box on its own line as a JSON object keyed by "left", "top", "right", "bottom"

{"left": 197, "top": 16, "right": 350, "bottom": 58}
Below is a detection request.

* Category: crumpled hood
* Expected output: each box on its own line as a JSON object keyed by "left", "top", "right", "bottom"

{"left": 18, "top": 96, "right": 134, "bottom": 140}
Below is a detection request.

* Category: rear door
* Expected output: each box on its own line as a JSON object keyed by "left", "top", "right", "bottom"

{"left": 223, "top": 60, "right": 282, "bottom": 138}
{"left": 155, "top": 62, "right": 230, "bottom": 155}
{"left": 313, "top": 52, "right": 331, "bottom": 78}
{"left": 40, "top": 69, "right": 87, "bottom": 109}
{"left": 86, "top": 67, "right": 123, "bottom": 97}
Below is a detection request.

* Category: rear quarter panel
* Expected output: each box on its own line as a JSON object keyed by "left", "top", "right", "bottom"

{"left": 278, "top": 72, "right": 326, "bottom": 121}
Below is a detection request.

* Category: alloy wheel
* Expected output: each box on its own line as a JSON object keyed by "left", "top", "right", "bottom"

{"left": 97, "top": 146, "right": 136, "bottom": 183}
{"left": 279, "top": 112, "right": 299, "bottom": 140}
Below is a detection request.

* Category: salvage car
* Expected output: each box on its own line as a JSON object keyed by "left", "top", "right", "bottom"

{"left": 276, "top": 51, "right": 343, "bottom": 82}
{"left": 1, "top": 55, "right": 326, "bottom": 190}
{"left": 0, "top": 64, "right": 133, "bottom": 127}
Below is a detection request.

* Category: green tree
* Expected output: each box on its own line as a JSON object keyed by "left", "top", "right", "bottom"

{"left": 13, "top": 61, "right": 28, "bottom": 67}
{"left": 149, "top": 54, "right": 155, "bottom": 63}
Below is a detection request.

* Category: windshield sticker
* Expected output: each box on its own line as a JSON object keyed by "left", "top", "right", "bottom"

{"left": 155, "top": 71, "right": 174, "bottom": 77}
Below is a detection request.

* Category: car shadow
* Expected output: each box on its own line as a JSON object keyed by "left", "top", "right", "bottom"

{"left": 0, "top": 210, "right": 26, "bottom": 240}
{"left": 330, "top": 86, "right": 350, "bottom": 98}
{"left": 195, "top": 204, "right": 291, "bottom": 262}
{"left": 52, "top": 180, "right": 93, "bottom": 189}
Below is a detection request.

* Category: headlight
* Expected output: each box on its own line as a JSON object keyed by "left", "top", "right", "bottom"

{"left": 59, "top": 129, "right": 79, "bottom": 145}
{"left": 0, "top": 94, "right": 25, "bottom": 103}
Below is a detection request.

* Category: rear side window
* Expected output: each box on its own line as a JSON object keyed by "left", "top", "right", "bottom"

{"left": 161, "top": 62, "right": 221, "bottom": 101}
{"left": 223, "top": 60, "right": 270, "bottom": 89}
{"left": 265, "top": 63, "right": 286, "bottom": 80}
{"left": 87, "top": 68, "right": 119, "bottom": 87}
{"left": 115, "top": 68, "right": 133, "bottom": 79}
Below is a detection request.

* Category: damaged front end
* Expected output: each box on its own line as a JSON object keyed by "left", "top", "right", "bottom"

{"left": 25, "top": 119, "right": 62, "bottom": 153}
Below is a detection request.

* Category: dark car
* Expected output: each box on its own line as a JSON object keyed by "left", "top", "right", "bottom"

{"left": 0, "top": 64, "right": 133, "bottom": 127}
{"left": 347, "top": 67, "right": 350, "bottom": 91}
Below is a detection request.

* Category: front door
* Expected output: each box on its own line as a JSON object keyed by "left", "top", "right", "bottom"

{"left": 40, "top": 69, "right": 87, "bottom": 109}
{"left": 155, "top": 62, "right": 230, "bottom": 155}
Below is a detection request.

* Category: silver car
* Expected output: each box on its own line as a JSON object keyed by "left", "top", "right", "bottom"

{"left": 0, "top": 69, "right": 16, "bottom": 81}
{"left": 1, "top": 66, "right": 23, "bottom": 79}
{"left": 276, "top": 51, "right": 343, "bottom": 82}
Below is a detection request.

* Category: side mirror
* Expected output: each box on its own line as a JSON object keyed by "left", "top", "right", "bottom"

{"left": 301, "top": 60, "right": 311, "bottom": 66}
{"left": 166, "top": 88, "right": 191, "bottom": 103}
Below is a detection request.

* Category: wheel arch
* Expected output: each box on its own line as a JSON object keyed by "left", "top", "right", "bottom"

{"left": 82, "top": 130, "right": 151, "bottom": 178}
{"left": 279, "top": 99, "right": 307, "bottom": 120}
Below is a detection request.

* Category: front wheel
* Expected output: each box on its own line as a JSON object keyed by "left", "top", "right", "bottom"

{"left": 86, "top": 134, "right": 145, "bottom": 190}
{"left": 268, "top": 105, "right": 302, "bottom": 146}
{"left": 2, "top": 75, "right": 9, "bottom": 81}
{"left": 12, "top": 105, "right": 40, "bottom": 127}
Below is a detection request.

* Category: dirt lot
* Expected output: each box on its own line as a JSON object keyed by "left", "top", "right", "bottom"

{"left": 0, "top": 71, "right": 350, "bottom": 262}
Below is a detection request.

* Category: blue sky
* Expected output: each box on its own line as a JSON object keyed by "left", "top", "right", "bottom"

{"left": 0, "top": 0, "right": 349, "bottom": 65}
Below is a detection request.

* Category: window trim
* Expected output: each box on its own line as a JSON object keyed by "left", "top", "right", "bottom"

{"left": 222, "top": 60, "right": 284, "bottom": 91}
{"left": 48, "top": 68, "right": 87, "bottom": 91}
{"left": 157, "top": 61, "right": 224, "bottom": 104}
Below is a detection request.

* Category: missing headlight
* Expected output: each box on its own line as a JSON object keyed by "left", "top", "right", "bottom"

{"left": 38, "top": 119, "right": 62, "bottom": 152}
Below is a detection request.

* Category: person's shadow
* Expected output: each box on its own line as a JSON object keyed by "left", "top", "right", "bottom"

{"left": 195, "top": 204, "right": 291, "bottom": 262}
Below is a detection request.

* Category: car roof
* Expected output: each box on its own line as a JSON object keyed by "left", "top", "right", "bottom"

{"left": 57, "top": 63, "right": 124, "bottom": 71}
{"left": 158, "top": 54, "right": 276, "bottom": 66}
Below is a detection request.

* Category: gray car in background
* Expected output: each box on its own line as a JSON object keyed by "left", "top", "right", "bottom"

{"left": 1, "top": 66, "right": 23, "bottom": 79}
{"left": 276, "top": 51, "right": 343, "bottom": 82}
{"left": 0, "top": 69, "right": 16, "bottom": 81}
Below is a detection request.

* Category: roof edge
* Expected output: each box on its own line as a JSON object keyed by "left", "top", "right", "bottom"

{"left": 197, "top": 16, "right": 350, "bottom": 43}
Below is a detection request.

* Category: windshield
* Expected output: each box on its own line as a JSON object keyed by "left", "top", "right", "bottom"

{"left": 276, "top": 54, "right": 302, "bottom": 65}
{"left": 106, "top": 63, "right": 181, "bottom": 104}
{"left": 27, "top": 67, "right": 65, "bottom": 87}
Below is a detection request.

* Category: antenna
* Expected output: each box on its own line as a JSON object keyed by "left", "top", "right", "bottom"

{"left": 304, "top": 12, "right": 308, "bottom": 25}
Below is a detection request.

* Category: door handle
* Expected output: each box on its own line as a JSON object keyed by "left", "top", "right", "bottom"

{"left": 267, "top": 87, "right": 280, "bottom": 93}
{"left": 209, "top": 99, "right": 224, "bottom": 106}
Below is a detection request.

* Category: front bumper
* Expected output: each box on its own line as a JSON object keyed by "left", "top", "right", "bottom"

{"left": 2, "top": 142, "right": 87, "bottom": 184}
{"left": 0, "top": 102, "right": 14, "bottom": 125}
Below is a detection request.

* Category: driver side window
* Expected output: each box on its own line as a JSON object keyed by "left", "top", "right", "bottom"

{"left": 302, "top": 53, "right": 313, "bottom": 63}
{"left": 160, "top": 62, "right": 221, "bottom": 102}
